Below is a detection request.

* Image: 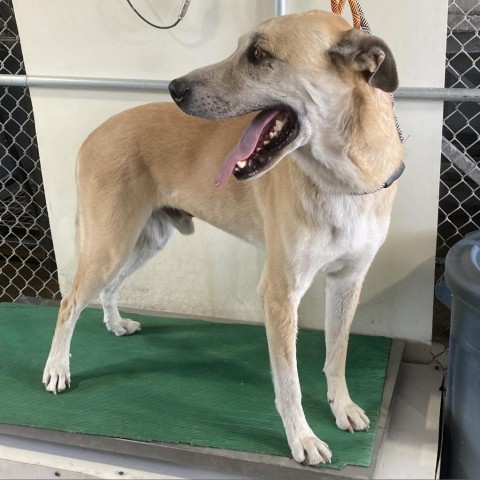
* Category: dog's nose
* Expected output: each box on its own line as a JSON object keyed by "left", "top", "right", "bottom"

{"left": 168, "top": 78, "right": 190, "bottom": 104}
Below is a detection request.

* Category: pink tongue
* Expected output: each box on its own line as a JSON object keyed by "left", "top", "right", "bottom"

{"left": 215, "top": 110, "right": 281, "bottom": 188}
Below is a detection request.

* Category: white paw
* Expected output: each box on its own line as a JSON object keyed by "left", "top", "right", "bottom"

{"left": 330, "top": 400, "right": 370, "bottom": 433}
{"left": 290, "top": 433, "right": 332, "bottom": 465}
{"left": 105, "top": 317, "right": 141, "bottom": 336}
{"left": 43, "top": 360, "right": 71, "bottom": 394}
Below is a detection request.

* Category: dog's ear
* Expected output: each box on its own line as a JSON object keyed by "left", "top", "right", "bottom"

{"left": 329, "top": 29, "right": 399, "bottom": 92}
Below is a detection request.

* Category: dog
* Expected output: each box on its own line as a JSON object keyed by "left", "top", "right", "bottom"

{"left": 42, "top": 10, "right": 404, "bottom": 465}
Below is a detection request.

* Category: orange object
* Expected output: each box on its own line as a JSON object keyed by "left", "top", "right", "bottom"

{"left": 331, "top": 0, "right": 361, "bottom": 29}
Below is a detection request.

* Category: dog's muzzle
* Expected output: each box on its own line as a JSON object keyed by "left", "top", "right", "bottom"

{"left": 168, "top": 75, "right": 300, "bottom": 188}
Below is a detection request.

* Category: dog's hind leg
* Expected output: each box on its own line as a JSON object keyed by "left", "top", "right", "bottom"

{"left": 100, "top": 208, "right": 193, "bottom": 336}
{"left": 42, "top": 207, "right": 154, "bottom": 394}
{"left": 323, "top": 261, "right": 373, "bottom": 433}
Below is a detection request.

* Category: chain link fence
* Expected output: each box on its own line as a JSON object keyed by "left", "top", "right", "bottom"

{"left": 438, "top": 0, "right": 480, "bottom": 259}
{"left": 0, "top": 0, "right": 60, "bottom": 302}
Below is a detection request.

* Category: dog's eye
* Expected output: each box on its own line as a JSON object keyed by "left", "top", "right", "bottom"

{"left": 250, "top": 46, "right": 267, "bottom": 63}
{"left": 253, "top": 48, "right": 264, "bottom": 60}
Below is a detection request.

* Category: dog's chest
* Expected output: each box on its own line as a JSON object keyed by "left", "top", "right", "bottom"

{"left": 299, "top": 195, "right": 387, "bottom": 271}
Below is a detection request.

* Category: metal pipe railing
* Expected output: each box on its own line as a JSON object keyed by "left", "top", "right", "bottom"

{"left": 0, "top": 74, "right": 170, "bottom": 92}
{"left": 1, "top": 74, "right": 478, "bottom": 102}
{"left": 394, "top": 87, "right": 480, "bottom": 102}
{"left": 274, "top": 0, "right": 287, "bottom": 16}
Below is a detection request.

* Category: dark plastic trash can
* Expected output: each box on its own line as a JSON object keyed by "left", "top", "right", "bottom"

{"left": 441, "top": 231, "right": 480, "bottom": 479}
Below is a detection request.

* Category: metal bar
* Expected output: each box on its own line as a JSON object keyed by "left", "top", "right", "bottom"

{"left": 0, "top": 74, "right": 170, "bottom": 92}
{"left": 441, "top": 137, "right": 480, "bottom": 187}
{"left": 274, "top": 0, "right": 287, "bottom": 16}
{"left": 1, "top": 75, "right": 479, "bottom": 102}
{"left": 394, "top": 87, "right": 480, "bottom": 102}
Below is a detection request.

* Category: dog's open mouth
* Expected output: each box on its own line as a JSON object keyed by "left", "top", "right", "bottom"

{"left": 215, "top": 109, "right": 299, "bottom": 187}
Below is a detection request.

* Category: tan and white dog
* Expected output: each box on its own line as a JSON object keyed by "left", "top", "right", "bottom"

{"left": 42, "top": 10, "right": 404, "bottom": 465}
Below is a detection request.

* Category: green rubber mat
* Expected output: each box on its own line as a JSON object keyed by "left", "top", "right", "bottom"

{"left": 0, "top": 303, "right": 391, "bottom": 469}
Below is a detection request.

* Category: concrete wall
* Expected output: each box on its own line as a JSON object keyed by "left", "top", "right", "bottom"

{"left": 13, "top": 0, "right": 448, "bottom": 343}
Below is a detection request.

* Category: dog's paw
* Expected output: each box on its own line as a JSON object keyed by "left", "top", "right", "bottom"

{"left": 43, "top": 362, "right": 71, "bottom": 394}
{"left": 105, "top": 318, "right": 141, "bottom": 336}
{"left": 290, "top": 434, "right": 332, "bottom": 465}
{"left": 331, "top": 401, "right": 370, "bottom": 433}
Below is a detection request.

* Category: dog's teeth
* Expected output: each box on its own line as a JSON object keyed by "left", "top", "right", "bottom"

{"left": 269, "top": 132, "right": 276, "bottom": 139}
{"left": 236, "top": 160, "right": 247, "bottom": 169}
{"left": 274, "top": 118, "right": 287, "bottom": 132}
{"left": 256, "top": 147, "right": 262, "bottom": 152}
{"left": 263, "top": 140, "right": 270, "bottom": 146}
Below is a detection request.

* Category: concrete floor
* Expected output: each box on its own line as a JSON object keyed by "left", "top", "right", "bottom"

{"left": 0, "top": 355, "right": 444, "bottom": 479}
{"left": 374, "top": 362, "right": 443, "bottom": 479}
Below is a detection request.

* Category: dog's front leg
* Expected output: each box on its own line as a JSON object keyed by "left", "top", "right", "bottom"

{"left": 323, "top": 267, "right": 370, "bottom": 432}
{"left": 259, "top": 262, "right": 332, "bottom": 465}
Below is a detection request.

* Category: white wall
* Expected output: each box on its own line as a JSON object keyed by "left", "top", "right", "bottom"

{"left": 13, "top": 0, "right": 448, "bottom": 343}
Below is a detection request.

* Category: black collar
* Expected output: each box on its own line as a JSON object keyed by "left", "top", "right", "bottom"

{"left": 352, "top": 161, "right": 405, "bottom": 196}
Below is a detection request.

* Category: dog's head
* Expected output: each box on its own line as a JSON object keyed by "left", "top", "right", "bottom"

{"left": 169, "top": 10, "right": 399, "bottom": 187}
